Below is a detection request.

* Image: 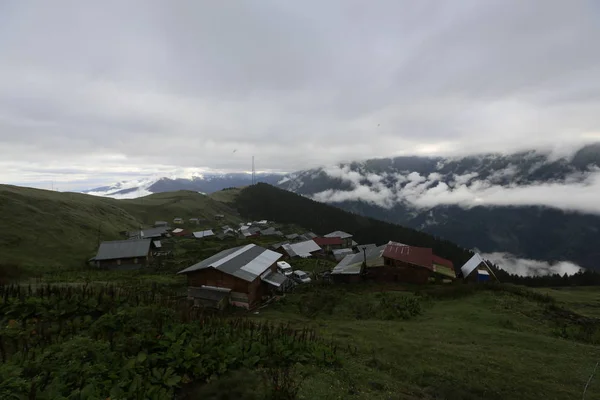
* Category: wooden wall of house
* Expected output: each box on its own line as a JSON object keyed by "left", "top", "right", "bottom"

{"left": 368, "top": 258, "right": 431, "bottom": 284}
{"left": 186, "top": 263, "right": 278, "bottom": 308}
{"left": 97, "top": 254, "right": 151, "bottom": 269}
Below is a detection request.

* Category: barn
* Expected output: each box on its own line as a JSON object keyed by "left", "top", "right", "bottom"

{"left": 368, "top": 241, "right": 433, "bottom": 284}
{"left": 177, "top": 244, "right": 289, "bottom": 309}
{"left": 91, "top": 239, "right": 154, "bottom": 269}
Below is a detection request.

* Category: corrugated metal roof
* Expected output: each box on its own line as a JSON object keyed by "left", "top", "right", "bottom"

{"left": 285, "top": 233, "right": 299, "bottom": 240}
{"left": 461, "top": 253, "right": 485, "bottom": 277}
{"left": 283, "top": 240, "right": 321, "bottom": 258}
{"left": 383, "top": 242, "right": 433, "bottom": 270}
{"left": 193, "top": 230, "right": 214, "bottom": 238}
{"left": 332, "top": 245, "right": 386, "bottom": 274}
{"left": 304, "top": 232, "right": 317, "bottom": 239}
{"left": 95, "top": 239, "right": 152, "bottom": 261}
{"left": 261, "top": 271, "right": 288, "bottom": 287}
{"left": 128, "top": 227, "right": 168, "bottom": 239}
{"left": 325, "top": 231, "right": 353, "bottom": 239}
{"left": 178, "top": 244, "right": 282, "bottom": 282}
{"left": 172, "top": 228, "right": 183, "bottom": 234}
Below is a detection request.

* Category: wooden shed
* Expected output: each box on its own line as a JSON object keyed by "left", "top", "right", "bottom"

{"left": 178, "top": 244, "right": 290, "bottom": 309}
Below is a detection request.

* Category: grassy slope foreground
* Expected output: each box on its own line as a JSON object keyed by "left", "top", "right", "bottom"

{"left": 1, "top": 280, "right": 599, "bottom": 399}
{"left": 0, "top": 185, "right": 240, "bottom": 270}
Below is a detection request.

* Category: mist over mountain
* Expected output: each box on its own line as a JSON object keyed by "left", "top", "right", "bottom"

{"left": 278, "top": 143, "right": 600, "bottom": 271}
{"left": 84, "top": 173, "right": 283, "bottom": 198}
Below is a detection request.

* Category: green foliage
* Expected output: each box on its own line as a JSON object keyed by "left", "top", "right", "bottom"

{"left": 0, "top": 284, "right": 339, "bottom": 399}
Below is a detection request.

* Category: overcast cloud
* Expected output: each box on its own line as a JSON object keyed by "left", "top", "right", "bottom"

{"left": 1, "top": 0, "right": 600, "bottom": 190}
{"left": 312, "top": 165, "right": 600, "bottom": 214}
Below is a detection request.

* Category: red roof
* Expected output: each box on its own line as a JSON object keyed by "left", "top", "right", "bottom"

{"left": 314, "top": 237, "right": 344, "bottom": 246}
{"left": 432, "top": 255, "right": 454, "bottom": 269}
{"left": 383, "top": 242, "right": 433, "bottom": 270}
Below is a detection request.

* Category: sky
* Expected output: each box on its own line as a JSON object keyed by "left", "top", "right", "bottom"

{"left": 1, "top": 0, "right": 600, "bottom": 190}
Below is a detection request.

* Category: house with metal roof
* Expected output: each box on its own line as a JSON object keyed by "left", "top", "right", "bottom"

{"left": 333, "top": 248, "right": 354, "bottom": 261}
{"left": 281, "top": 240, "right": 322, "bottom": 258}
{"left": 324, "top": 231, "right": 354, "bottom": 247}
{"left": 154, "top": 221, "right": 169, "bottom": 228}
{"left": 173, "top": 217, "right": 184, "bottom": 224}
{"left": 178, "top": 244, "right": 289, "bottom": 308}
{"left": 331, "top": 245, "right": 386, "bottom": 283}
{"left": 128, "top": 226, "right": 169, "bottom": 240}
{"left": 91, "top": 239, "right": 155, "bottom": 269}
{"left": 314, "top": 237, "right": 344, "bottom": 252}
{"left": 193, "top": 230, "right": 215, "bottom": 239}
{"left": 189, "top": 218, "right": 200, "bottom": 225}
{"left": 367, "top": 241, "right": 434, "bottom": 284}
{"left": 460, "top": 253, "right": 497, "bottom": 282}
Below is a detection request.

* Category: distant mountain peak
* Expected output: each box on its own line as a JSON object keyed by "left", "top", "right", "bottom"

{"left": 83, "top": 172, "right": 284, "bottom": 199}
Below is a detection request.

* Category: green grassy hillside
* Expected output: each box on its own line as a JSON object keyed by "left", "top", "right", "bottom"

{"left": 0, "top": 185, "right": 241, "bottom": 270}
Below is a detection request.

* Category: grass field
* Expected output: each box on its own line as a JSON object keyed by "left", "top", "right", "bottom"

{"left": 252, "top": 283, "right": 600, "bottom": 400}
{"left": 0, "top": 185, "right": 243, "bottom": 271}
{"left": 4, "top": 269, "right": 599, "bottom": 399}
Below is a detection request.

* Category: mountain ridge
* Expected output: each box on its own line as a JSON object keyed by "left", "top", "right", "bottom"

{"left": 277, "top": 143, "right": 600, "bottom": 270}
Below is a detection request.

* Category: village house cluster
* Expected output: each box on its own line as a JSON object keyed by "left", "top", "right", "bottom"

{"left": 89, "top": 216, "right": 497, "bottom": 310}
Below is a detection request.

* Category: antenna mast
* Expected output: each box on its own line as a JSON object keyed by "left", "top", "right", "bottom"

{"left": 252, "top": 156, "right": 255, "bottom": 185}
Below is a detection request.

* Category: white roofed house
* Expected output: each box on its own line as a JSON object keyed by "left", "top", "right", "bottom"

{"left": 193, "top": 230, "right": 215, "bottom": 239}
{"left": 178, "top": 244, "right": 290, "bottom": 308}
{"left": 460, "top": 253, "right": 498, "bottom": 283}
{"left": 281, "top": 240, "right": 322, "bottom": 259}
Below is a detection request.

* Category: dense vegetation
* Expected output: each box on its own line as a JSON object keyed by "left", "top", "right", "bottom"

{"left": 0, "top": 284, "right": 338, "bottom": 399}
{"left": 235, "top": 183, "right": 473, "bottom": 267}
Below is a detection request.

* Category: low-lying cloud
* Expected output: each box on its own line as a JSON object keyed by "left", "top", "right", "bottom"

{"left": 312, "top": 164, "right": 600, "bottom": 215}
{"left": 482, "top": 252, "right": 582, "bottom": 277}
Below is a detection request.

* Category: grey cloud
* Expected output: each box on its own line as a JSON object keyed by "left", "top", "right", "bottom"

{"left": 483, "top": 252, "right": 582, "bottom": 277}
{"left": 1, "top": 1, "right": 600, "bottom": 187}
{"left": 312, "top": 165, "right": 600, "bottom": 215}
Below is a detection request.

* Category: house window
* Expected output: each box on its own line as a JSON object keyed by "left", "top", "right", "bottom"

{"left": 134, "top": 258, "right": 138, "bottom": 264}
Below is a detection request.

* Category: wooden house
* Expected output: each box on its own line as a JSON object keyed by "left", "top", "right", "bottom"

{"left": 460, "top": 253, "right": 498, "bottom": 282}
{"left": 178, "top": 244, "right": 290, "bottom": 309}
{"left": 91, "top": 239, "right": 155, "bottom": 269}
{"left": 314, "top": 237, "right": 344, "bottom": 252}
{"left": 368, "top": 241, "right": 433, "bottom": 284}
{"left": 324, "top": 231, "right": 353, "bottom": 248}
{"left": 280, "top": 240, "right": 322, "bottom": 259}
